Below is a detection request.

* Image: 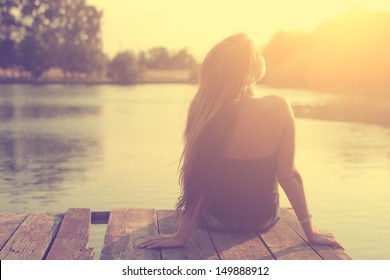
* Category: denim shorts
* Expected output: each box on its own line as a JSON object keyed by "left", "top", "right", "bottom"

{"left": 199, "top": 210, "right": 279, "bottom": 233}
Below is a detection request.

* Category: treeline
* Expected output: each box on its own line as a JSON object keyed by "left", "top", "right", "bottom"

{"left": 262, "top": 10, "right": 390, "bottom": 91}
{"left": 2, "top": 3, "right": 389, "bottom": 89}
{"left": 0, "top": 0, "right": 197, "bottom": 84}
{"left": 108, "top": 48, "right": 196, "bottom": 83}
{"left": 0, "top": 0, "right": 105, "bottom": 79}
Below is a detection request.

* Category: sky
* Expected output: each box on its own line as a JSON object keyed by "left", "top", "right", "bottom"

{"left": 88, "top": 0, "right": 390, "bottom": 60}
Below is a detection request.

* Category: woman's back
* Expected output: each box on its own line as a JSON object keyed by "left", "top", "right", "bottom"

{"left": 203, "top": 94, "right": 288, "bottom": 229}
{"left": 223, "top": 94, "right": 287, "bottom": 160}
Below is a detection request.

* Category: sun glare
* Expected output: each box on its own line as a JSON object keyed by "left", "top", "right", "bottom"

{"left": 88, "top": 0, "right": 390, "bottom": 58}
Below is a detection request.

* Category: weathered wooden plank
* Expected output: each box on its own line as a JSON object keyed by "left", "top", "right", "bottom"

{"left": 282, "top": 208, "right": 351, "bottom": 260}
{"left": 0, "top": 212, "right": 63, "bottom": 260}
{"left": 0, "top": 213, "right": 28, "bottom": 251}
{"left": 280, "top": 209, "right": 340, "bottom": 260}
{"left": 259, "top": 217, "right": 321, "bottom": 260}
{"left": 100, "top": 208, "right": 160, "bottom": 260}
{"left": 208, "top": 230, "right": 273, "bottom": 260}
{"left": 46, "top": 208, "right": 94, "bottom": 260}
{"left": 91, "top": 211, "right": 110, "bottom": 224}
{"left": 157, "top": 210, "right": 219, "bottom": 260}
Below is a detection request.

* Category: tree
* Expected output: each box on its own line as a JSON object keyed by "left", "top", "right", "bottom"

{"left": 146, "top": 47, "right": 171, "bottom": 69}
{"left": 138, "top": 51, "right": 147, "bottom": 71}
{"left": 143, "top": 47, "right": 197, "bottom": 70}
{"left": 108, "top": 51, "right": 140, "bottom": 84}
{"left": 57, "top": 2, "right": 104, "bottom": 78}
{"left": 17, "top": 0, "right": 58, "bottom": 78}
{"left": 19, "top": 35, "right": 50, "bottom": 79}
{"left": 0, "top": 0, "right": 23, "bottom": 75}
{"left": 0, "top": 0, "right": 104, "bottom": 79}
{"left": 0, "top": 38, "right": 18, "bottom": 75}
{"left": 170, "top": 48, "right": 197, "bottom": 69}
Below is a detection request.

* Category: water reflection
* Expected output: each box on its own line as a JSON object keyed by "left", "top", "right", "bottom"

{"left": 0, "top": 133, "right": 100, "bottom": 204}
{"left": 0, "top": 84, "right": 390, "bottom": 259}
{"left": 0, "top": 85, "right": 102, "bottom": 207}
{"left": 0, "top": 104, "right": 101, "bottom": 120}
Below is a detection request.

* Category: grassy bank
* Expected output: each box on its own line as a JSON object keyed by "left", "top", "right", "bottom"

{"left": 292, "top": 95, "right": 390, "bottom": 127}
{"left": 139, "top": 69, "right": 193, "bottom": 83}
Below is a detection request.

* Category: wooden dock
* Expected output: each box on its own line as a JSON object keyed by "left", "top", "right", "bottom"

{"left": 0, "top": 208, "right": 351, "bottom": 260}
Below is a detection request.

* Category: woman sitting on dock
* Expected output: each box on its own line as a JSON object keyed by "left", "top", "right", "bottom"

{"left": 138, "top": 33, "right": 343, "bottom": 249}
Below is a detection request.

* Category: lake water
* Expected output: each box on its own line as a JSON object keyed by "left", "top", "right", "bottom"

{"left": 0, "top": 84, "right": 389, "bottom": 260}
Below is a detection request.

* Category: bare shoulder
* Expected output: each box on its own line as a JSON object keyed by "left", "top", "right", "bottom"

{"left": 240, "top": 94, "right": 292, "bottom": 125}
{"left": 259, "top": 94, "right": 289, "bottom": 106}
{"left": 255, "top": 95, "right": 291, "bottom": 115}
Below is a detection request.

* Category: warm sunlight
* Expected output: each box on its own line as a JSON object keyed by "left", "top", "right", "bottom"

{"left": 88, "top": 0, "right": 390, "bottom": 58}
{"left": 1, "top": 0, "right": 390, "bottom": 266}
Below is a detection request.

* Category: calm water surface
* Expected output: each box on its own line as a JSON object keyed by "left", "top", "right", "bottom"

{"left": 0, "top": 84, "right": 389, "bottom": 259}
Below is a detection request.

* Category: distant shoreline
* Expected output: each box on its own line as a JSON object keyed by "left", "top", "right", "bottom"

{"left": 1, "top": 78, "right": 389, "bottom": 127}
{"left": 0, "top": 79, "right": 190, "bottom": 86}
{"left": 0, "top": 69, "right": 195, "bottom": 86}
{"left": 1, "top": 75, "right": 389, "bottom": 97}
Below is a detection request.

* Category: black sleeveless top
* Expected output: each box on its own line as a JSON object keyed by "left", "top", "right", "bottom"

{"left": 204, "top": 151, "right": 280, "bottom": 225}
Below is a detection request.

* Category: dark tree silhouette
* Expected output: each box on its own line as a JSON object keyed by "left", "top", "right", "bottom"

{"left": 19, "top": 35, "right": 50, "bottom": 79}
{"left": 108, "top": 51, "right": 140, "bottom": 84}
{"left": 57, "top": 2, "right": 104, "bottom": 78}
{"left": 0, "top": 0, "right": 105, "bottom": 79}
{"left": 0, "top": 0, "right": 23, "bottom": 76}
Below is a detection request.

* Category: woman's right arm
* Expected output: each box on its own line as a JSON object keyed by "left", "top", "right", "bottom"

{"left": 276, "top": 98, "right": 343, "bottom": 248}
{"left": 137, "top": 194, "right": 204, "bottom": 249}
{"left": 136, "top": 209, "right": 198, "bottom": 249}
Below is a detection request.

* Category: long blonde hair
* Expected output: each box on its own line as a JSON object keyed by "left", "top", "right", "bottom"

{"left": 177, "top": 33, "right": 266, "bottom": 216}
